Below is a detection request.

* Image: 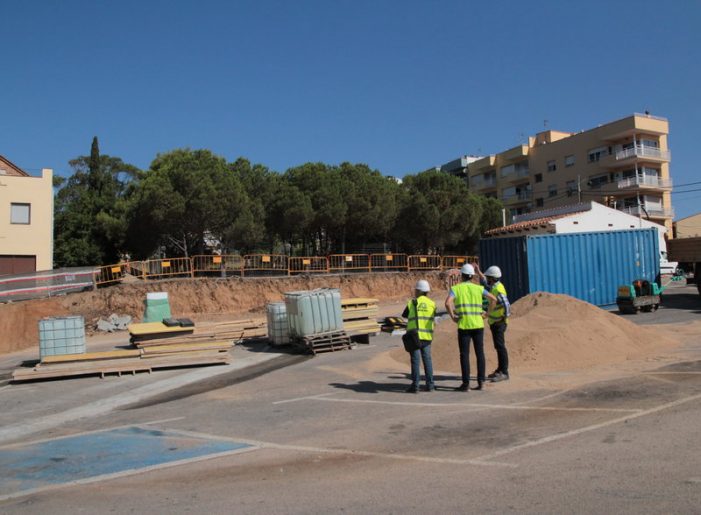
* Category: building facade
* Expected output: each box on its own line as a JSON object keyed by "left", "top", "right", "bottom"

{"left": 0, "top": 156, "right": 54, "bottom": 274}
{"left": 463, "top": 113, "right": 673, "bottom": 234}
{"left": 674, "top": 213, "right": 701, "bottom": 238}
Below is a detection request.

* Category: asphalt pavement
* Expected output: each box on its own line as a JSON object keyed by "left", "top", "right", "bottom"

{"left": 0, "top": 283, "right": 700, "bottom": 513}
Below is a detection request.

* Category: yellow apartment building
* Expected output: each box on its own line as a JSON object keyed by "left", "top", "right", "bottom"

{"left": 465, "top": 113, "right": 673, "bottom": 234}
{"left": 0, "top": 155, "right": 54, "bottom": 275}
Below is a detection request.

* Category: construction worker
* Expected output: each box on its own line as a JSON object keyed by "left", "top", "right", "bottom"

{"left": 477, "top": 265, "right": 511, "bottom": 382}
{"left": 402, "top": 279, "right": 436, "bottom": 393}
{"left": 445, "top": 264, "right": 497, "bottom": 391}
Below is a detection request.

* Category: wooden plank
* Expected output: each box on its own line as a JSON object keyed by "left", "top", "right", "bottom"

{"left": 128, "top": 322, "right": 195, "bottom": 337}
{"left": 341, "top": 297, "right": 379, "bottom": 306}
{"left": 40, "top": 349, "right": 142, "bottom": 364}
{"left": 139, "top": 342, "right": 232, "bottom": 355}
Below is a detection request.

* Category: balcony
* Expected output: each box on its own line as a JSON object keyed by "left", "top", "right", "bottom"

{"left": 500, "top": 165, "right": 530, "bottom": 182}
{"left": 617, "top": 175, "right": 673, "bottom": 191}
{"left": 618, "top": 205, "right": 675, "bottom": 219}
{"left": 502, "top": 190, "right": 532, "bottom": 204}
{"left": 615, "top": 145, "right": 671, "bottom": 162}
{"left": 470, "top": 175, "right": 497, "bottom": 190}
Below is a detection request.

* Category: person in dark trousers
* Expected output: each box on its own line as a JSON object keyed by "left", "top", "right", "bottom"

{"left": 402, "top": 279, "right": 436, "bottom": 393}
{"left": 445, "top": 264, "right": 496, "bottom": 391}
{"left": 476, "top": 265, "right": 511, "bottom": 382}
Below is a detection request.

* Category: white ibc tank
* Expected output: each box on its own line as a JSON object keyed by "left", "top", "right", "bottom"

{"left": 266, "top": 302, "right": 290, "bottom": 346}
{"left": 284, "top": 288, "right": 343, "bottom": 338}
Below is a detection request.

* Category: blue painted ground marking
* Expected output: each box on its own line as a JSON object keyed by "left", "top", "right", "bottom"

{"left": 0, "top": 426, "right": 251, "bottom": 499}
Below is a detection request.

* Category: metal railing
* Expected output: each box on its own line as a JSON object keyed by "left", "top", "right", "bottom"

{"left": 618, "top": 205, "right": 675, "bottom": 218}
{"left": 328, "top": 254, "right": 371, "bottom": 273}
{"left": 289, "top": 256, "right": 329, "bottom": 275}
{"left": 615, "top": 145, "right": 671, "bottom": 161}
{"left": 242, "top": 254, "right": 289, "bottom": 277}
{"left": 370, "top": 253, "right": 408, "bottom": 272}
{"left": 617, "top": 175, "right": 673, "bottom": 189}
{"left": 95, "top": 264, "right": 126, "bottom": 286}
{"left": 408, "top": 255, "right": 442, "bottom": 271}
{"left": 143, "top": 257, "right": 193, "bottom": 279}
{"left": 192, "top": 254, "right": 244, "bottom": 277}
{"left": 441, "top": 256, "right": 479, "bottom": 269}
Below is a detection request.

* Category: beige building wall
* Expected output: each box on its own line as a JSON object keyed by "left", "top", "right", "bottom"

{"left": 467, "top": 114, "right": 674, "bottom": 237}
{"left": 0, "top": 168, "right": 54, "bottom": 272}
{"left": 675, "top": 213, "right": 701, "bottom": 238}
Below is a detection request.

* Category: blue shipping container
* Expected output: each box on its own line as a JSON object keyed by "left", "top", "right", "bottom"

{"left": 479, "top": 229, "right": 659, "bottom": 306}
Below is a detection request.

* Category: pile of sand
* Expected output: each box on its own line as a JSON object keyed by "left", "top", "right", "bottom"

{"left": 391, "top": 292, "right": 679, "bottom": 375}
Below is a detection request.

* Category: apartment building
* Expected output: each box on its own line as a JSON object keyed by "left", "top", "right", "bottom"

{"left": 0, "top": 155, "right": 54, "bottom": 274}
{"left": 465, "top": 113, "right": 673, "bottom": 234}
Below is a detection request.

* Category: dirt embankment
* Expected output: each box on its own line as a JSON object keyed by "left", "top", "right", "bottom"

{"left": 0, "top": 272, "right": 445, "bottom": 354}
{"left": 391, "top": 291, "right": 679, "bottom": 375}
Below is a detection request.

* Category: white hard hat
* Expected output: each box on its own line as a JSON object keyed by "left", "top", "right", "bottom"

{"left": 415, "top": 279, "right": 431, "bottom": 292}
{"left": 460, "top": 263, "right": 475, "bottom": 275}
{"left": 484, "top": 265, "right": 502, "bottom": 279}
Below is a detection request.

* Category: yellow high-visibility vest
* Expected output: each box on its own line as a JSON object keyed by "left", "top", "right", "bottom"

{"left": 488, "top": 281, "right": 508, "bottom": 325}
{"left": 451, "top": 282, "right": 485, "bottom": 330}
{"left": 406, "top": 295, "right": 436, "bottom": 341}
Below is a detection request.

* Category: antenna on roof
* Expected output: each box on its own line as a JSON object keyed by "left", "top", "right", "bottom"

{"left": 544, "top": 119, "right": 548, "bottom": 128}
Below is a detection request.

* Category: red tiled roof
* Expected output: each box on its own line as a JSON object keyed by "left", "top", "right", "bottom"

{"left": 484, "top": 211, "right": 588, "bottom": 237}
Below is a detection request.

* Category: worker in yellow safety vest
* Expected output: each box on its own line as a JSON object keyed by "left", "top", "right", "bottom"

{"left": 402, "top": 279, "right": 437, "bottom": 393}
{"left": 445, "top": 264, "right": 497, "bottom": 391}
{"left": 476, "top": 265, "right": 511, "bottom": 382}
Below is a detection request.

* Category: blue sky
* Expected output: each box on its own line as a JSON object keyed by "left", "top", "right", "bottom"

{"left": 2, "top": 1, "right": 700, "bottom": 218}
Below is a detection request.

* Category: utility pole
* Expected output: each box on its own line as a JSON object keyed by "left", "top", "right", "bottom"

{"left": 577, "top": 174, "right": 582, "bottom": 203}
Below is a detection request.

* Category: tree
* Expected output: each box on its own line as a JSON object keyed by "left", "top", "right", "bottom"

{"left": 393, "top": 170, "right": 485, "bottom": 254}
{"left": 54, "top": 137, "right": 139, "bottom": 266}
{"left": 124, "top": 149, "right": 248, "bottom": 258}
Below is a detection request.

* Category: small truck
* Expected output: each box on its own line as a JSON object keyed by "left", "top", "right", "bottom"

{"left": 667, "top": 236, "right": 701, "bottom": 297}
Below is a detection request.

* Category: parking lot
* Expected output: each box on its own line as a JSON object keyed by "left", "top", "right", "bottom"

{"left": 1, "top": 284, "right": 700, "bottom": 514}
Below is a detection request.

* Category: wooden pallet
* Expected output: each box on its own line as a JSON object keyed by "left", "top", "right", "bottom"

{"left": 293, "top": 331, "right": 355, "bottom": 355}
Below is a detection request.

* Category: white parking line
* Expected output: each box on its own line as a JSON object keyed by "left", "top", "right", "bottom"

{"left": 309, "top": 396, "right": 642, "bottom": 413}
{"left": 272, "top": 392, "right": 337, "bottom": 405}
{"left": 473, "top": 391, "right": 701, "bottom": 463}
{"left": 164, "top": 427, "right": 517, "bottom": 469}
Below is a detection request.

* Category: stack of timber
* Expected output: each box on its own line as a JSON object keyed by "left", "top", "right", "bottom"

{"left": 10, "top": 320, "right": 256, "bottom": 382}
{"left": 341, "top": 298, "right": 381, "bottom": 343}
{"left": 130, "top": 319, "right": 266, "bottom": 346}
{"left": 292, "top": 330, "right": 354, "bottom": 355}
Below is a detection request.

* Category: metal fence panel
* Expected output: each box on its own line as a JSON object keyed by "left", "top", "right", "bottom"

{"left": 143, "top": 257, "right": 193, "bottom": 279}
{"left": 95, "top": 264, "right": 126, "bottom": 286}
{"left": 328, "top": 254, "right": 371, "bottom": 273}
{"left": 242, "top": 254, "right": 289, "bottom": 277}
{"left": 408, "top": 255, "right": 442, "bottom": 271}
{"left": 192, "top": 254, "right": 243, "bottom": 277}
{"left": 441, "top": 255, "right": 479, "bottom": 270}
{"left": 289, "top": 256, "right": 329, "bottom": 275}
{"left": 370, "top": 253, "right": 408, "bottom": 272}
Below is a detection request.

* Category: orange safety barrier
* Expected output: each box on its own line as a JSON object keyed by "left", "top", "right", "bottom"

{"left": 408, "top": 255, "right": 442, "bottom": 271}
{"left": 142, "top": 257, "right": 193, "bottom": 279}
{"left": 192, "top": 254, "right": 243, "bottom": 276}
{"left": 242, "top": 254, "right": 289, "bottom": 277}
{"left": 370, "top": 253, "right": 408, "bottom": 272}
{"left": 328, "top": 254, "right": 371, "bottom": 273}
{"left": 441, "top": 255, "right": 479, "bottom": 270}
{"left": 289, "top": 256, "right": 329, "bottom": 275}
{"left": 94, "top": 263, "right": 126, "bottom": 286}
{"left": 122, "top": 261, "right": 148, "bottom": 279}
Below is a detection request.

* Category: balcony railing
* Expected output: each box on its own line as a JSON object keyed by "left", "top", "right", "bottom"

{"left": 470, "top": 176, "right": 497, "bottom": 189}
{"left": 615, "top": 145, "right": 671, "bottom": 161}
{"left": 618, "top": 205, "right": 675, "bottom": 218}
{"left": 617, "top": 175, "right": 673, "bottom": 190}
{"left": 502, "top": 191, "right": 532, "bottom": 203}
{"left": 501, "top": 167, "right": 530, "bottom": 179}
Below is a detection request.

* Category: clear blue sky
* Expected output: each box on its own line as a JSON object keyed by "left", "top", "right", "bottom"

{"left": 2, "top": 0, "right": 700, "bottom": 218}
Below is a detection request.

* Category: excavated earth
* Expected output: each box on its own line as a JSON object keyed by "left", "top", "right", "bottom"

{"left": 0, "top": 272, "right": 445, "bottom": 354}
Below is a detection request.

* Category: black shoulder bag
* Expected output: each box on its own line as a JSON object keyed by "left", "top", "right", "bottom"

{"left": 402, "top": 299, "right": 422, "bottom": 352}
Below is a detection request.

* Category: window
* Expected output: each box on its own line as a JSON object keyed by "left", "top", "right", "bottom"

{"left": 566, "top": 180, "right": 577, "bottom": 197}
{"left": 547, "top": 160, "right": 557, "bottom": 172}
{"left": 564, "top": 155, "right": 575, "bottom": 167}
{"left": 536, "top": 197, "right": 544, "bottom": 207}
{"left": 642, "top": 139, "right": 659, "bottom": 148}
{"left": 500, "top": 164, "right": 515, "bottom": 178}
{"left": 587, "top": 173, "right": 609, "bottom": 189}
{"left": 587, "top": 145, "right": 610, "bottom": 162}
{"left": 534, "top": 173, "right": 543, "bottom": 183}
{"left": 10, "top": 203, "right": 30, "bottom": 224}
{"left": 548, "top": 184, "right": 558, "bottom": 198}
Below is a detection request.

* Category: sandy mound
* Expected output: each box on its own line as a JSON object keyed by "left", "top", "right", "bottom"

{"left": 0, "top": 272, "right": 445, "bottom": 355}
{"left": 391, "top": 292, "right": 679, "bottom": 375}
